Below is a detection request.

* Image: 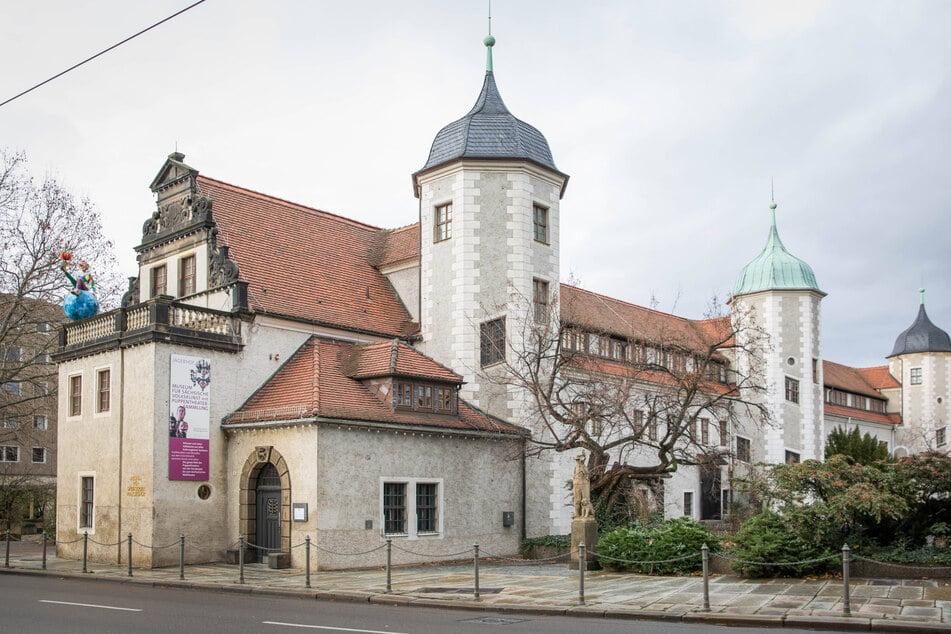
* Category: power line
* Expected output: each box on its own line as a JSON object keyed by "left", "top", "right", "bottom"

{"left": 0, "top": 0, "right": 209, "bottom": 109}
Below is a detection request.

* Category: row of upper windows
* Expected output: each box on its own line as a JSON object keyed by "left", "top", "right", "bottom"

{"left": 825, "top": 388, "right": 887, "bottom": 413}
{"left": 2, "top": 381, "right": 50, "bottom": 397}
{"left": 67, "top": 369, "right": 111, "bottom": 417}
{"left": 150, "top": 254, "right": 196, "bottom": 299}
{"left": 433, "top": 203, "right": 551, "bottom": 245}
{"left": 394, "top": 380, "right": 456, "bottom": 414}
{"left": 2, "top": 347, "right": 52, "bottom": 363}
{"left": 2, "top": 415, "right": 49, "bottom": 430}
{"left": 0, "top": 445, "right": 47, "bottom": 463}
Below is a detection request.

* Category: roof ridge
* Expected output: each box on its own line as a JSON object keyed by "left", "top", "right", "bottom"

{"left": 198, "top": 175, "right": 384, "bottom": 232}
{"left": 389, "top": 339, "right": 399, "bottom": 374}
{"left": 561, "top": 283, "right": 694, "bottom": 323}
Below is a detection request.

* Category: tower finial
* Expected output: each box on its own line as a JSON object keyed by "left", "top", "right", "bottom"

{"left": 484, "top": 0, "right": 495, "bottom": 72}
{"left": 920, "top": 274, "right": 926, "bottom": 305}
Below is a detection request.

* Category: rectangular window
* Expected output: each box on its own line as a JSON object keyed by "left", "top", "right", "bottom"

{"left": 434, "top": 203, "right": 452, "bottom": 242}
{"left": 80, "top": 476, "right": 94, "bottom": 530}
{"left": 683, "top": 491, "right": 694, "bottom": 518}
{"left": 937, "top": 427, "right": 947, "bottom": 447}
{"left": 33, "top": 415, "right": 48, "bottom": 431}
{"left": 37, "top": 353, "right": 51, "bottom": 364}
{"left": 32, "top": 447, "right": 46, "bottom": 463}
{"left": 2, "top": 420, "right": 21, "bottom": 429}
{"left": 610, "top": 339, "right": 627, "bottom": 361}
{"left": 785, "top": 377, "right": 800, "bottom": 403}
{"left": 826, "top": 389, "right": 848, "bottom": 406}
{"left": 736, "top": 436, "right": 752, "bottom": 463}
{"left": 179, "top": 255, "right": 196, "bottom": 296}
{"left": 383, "top": 482, "right": 406, "bottom": 535}
{"left": 416, "top": 483, "right": 438, "bottom": 533}
{"left": 435, "top": 387, "right": 454, "bottom": 413}
{"left": 701, "top": 418, "right": 710, "bottom": 445}
{"left": 785, "top": 450, "right": 800, "bottom": 464}
{"left": 633, "top": 409, "right": 644, "bottom": 436}
{"left": 2, "top": 346, "right": 21, "bottom": 361}
{"left": 869, "top": 399, "right": 885, "bottom": 413}
{"left": 2, "top": 382, "right": 21, "bottom": 396}
{"left": 96, "top": 369, "right": 111, "bottom": 413}
{"left": 532, "top": 278, "right": 549, "bottom": 322}
{"left": 69, "top": 374, "right": 82, "bottom": 416}
{"left": 718, "top": 420, "right": 728, "bottom": 447}
{"left": 395, "top": 381, "right": 413, "bottom": 409}
{"left": 150, "top": 264, "right": 167, "bottom": 297}
{"left": 910, "top": 367, "right": 923, "bottom": 385}
{"left": 480, "top": 318, "right": 505, "bottom": 367}
{"left": 647, "top": 415, "right": 658, "bottom": 441}
{"left": 533, "top": 204, "right": 549, "bottom": 244}
{"left": 415, "top": 384, "right": 433, "bottom": 410}
{"left": 36, "top": 321, "right": 51, "bottom": 333}
{"left": 812, "top": 358, "right": 819, "bottom": 383}
{"left": 0, "top": 446, "right": 19, "bottom": 462}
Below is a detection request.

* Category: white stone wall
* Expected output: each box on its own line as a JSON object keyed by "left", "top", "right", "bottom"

{"left": 891, "top": 351, "right": 951, "bottom": 454}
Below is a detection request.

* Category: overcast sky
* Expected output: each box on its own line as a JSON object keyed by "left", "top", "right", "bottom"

{"left": 1, "top": 1, "right": 948, "bottom": 368}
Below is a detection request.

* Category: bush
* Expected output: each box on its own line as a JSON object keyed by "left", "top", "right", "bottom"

{"left": 520, "top": 534, "right": 569, "bottom": 549}
{"left": 730, "top": 511, "right": 835, "bottom": 577}
{"left": 597, "top": 517, "right": 717, "bottom": 574}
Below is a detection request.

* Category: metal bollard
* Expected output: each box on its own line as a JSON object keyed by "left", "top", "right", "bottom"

{"left": 127, "top": 533, "right": 133, "bottom": 577}
{"left": 238, "top": 534, "right": 245, "bottom": 584}
{"left": 578, "top": 541, "right": 586, "bottom": 605}
{"left": 842, "top": 543, "right": 851, "bottom": 616}
{"left": 305, "top": 536, "right": 311, "bottom": 588}
{"left": 82, "top": 531, "right": 89, "bottom": 573}
{"left": 42, "top": 533, "right": 48, "bottom": 570}
{"left": 473, "top": 544, "right": 480, "bottom": 600}
{"left": 701, "top": 543, "right": 711, "bottom": 611}
{"left": 385, "top": 538, "right": 392, "bottom": 594}
{"left": 4, "top": 530, "right": 10, "bottom": 568}
{"left": 179, "top": 534, "right": 185, "bottom": 580}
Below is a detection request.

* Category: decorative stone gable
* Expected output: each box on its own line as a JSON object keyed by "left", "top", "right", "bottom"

{"left": 140, "top": 152, "right": 214, "bottom": 247}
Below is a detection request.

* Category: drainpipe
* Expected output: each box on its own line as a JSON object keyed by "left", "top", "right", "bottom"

{"left": 520, "top": 438, "right": 527, "bottom": 541}
{"left": 116, "top": 344, "right": 125, "bottom": 564}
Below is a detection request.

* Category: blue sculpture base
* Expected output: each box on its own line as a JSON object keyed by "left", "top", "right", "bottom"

{"left": 63, "top": 290, "right": 100, "bottom": 321}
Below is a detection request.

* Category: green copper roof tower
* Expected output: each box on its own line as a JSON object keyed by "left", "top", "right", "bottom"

{"left": 733, "top": 201, "right": 823, "bottom": 296}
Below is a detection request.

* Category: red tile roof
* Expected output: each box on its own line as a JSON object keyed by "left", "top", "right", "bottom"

{"left": 823, "top": 360, "right": 887, "bottom": 399}
{"left": 824, "top": 404, "right": 901, "bottom": 425}
{"left": 372, "top": 224, "right": 420, "bottom": 270}
{"left": 227, "top": 338, "right": 520, "bottom": 435}
{"left": 342, "top": 340, "right": 462, "bottom": 382}
{"left": 198, "top": 176, "right": 418, "bottom": 338}
{"left": 856, "top": 365, "right": 900, "bottom": 390}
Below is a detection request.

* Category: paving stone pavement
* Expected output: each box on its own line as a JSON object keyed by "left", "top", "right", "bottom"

{"left": 2, "top": 540, "right": 950, "bottom": 631}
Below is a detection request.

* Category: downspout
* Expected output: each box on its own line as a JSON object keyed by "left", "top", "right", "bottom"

{"left": 520, "top": 437, "right": 527, "bottom": 541}
{"left": 116, "top": 345, "right": 125, "bottom": 564}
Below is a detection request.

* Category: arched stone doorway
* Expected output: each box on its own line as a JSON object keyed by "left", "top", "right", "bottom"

{"left": 239, "top": 446, "right": 291, "bottom": 562}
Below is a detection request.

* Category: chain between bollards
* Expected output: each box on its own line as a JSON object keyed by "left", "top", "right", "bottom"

{"left": 4, "top": 530, "right": 10, "bottom": 568}
{"left": 385, "top": 538, "right": 392, "bottom": 594}
{"left": 305, "top": 536, "right": 311, "bottom": 588}
{"left": 127, "top": 533, "right": 133, "bottom": 577}
{"left": 578, "top": 541, "right": 586, "bottom": 606}
{"left": 179, "top": 534, "right": 185, "bottom": 580}
{"left": 701, "top": 543, "right": 711, "bottom": 611}
{"left": 473, "top": 544, "right": 480, "bottom": 600}
{"left": 238, "top": 534, "right": 245, "bottom": 584}
{"left": 842, "top": 543, "right": 851, "bottom": 616}
{"left": 82, "top": 531, "right": 89, "bottom": 573}
{"left": 42, "top": 532, "right": 48, "bottom": 570}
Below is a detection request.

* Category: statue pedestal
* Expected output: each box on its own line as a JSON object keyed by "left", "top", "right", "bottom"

{"left": 568, "top": 517, "right": 600, "bottom": 570}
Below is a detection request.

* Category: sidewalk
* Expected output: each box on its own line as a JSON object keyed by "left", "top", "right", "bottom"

{"left": 2, "top": 540, "right": 950, "bottom": 632}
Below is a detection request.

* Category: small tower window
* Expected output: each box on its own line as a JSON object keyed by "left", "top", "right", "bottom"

{"left": 434, "top": 203, "right": 452, "bottom": 243}
{"left": 532, "top": 278, "right": 549, "bottom": 322}
{"left": 785, "top": 377, "right": 800, "bottom": 403}
{"left": 533, "top": 204, "right": 549, "bottom": 244}
{"left": 910, "top": 367, "right": 923, "bottom": 385}
{"left": 480, "top": 318, "right": 505, "bottom": 367}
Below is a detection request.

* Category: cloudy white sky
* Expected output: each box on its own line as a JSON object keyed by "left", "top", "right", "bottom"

{"left": 1, "top": 1, "right": 948, "bottom": 368}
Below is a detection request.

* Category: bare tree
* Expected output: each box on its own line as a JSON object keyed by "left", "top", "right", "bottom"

{"left": 0, "top": 150, "right": 120, "bottom": 533}
{"left": 491, "top": 285, "right": 770, "bottom": 522}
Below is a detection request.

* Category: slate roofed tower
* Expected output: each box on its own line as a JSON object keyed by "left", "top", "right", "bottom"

{"left": 412, "top": 27, "right": 568, "bottom": 420}
{"left": 730, "top": 200, "right": 826, "bottom": 464}
{"left": 887, "top": 290, "right": 951, "bottom": 455}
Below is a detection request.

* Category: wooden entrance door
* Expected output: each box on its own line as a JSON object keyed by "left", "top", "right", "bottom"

{"left": 699, "top": 462, "right": 722, "bottom": 520}
{"left": 255, "top": 463, "right": 282, "bottom": 562}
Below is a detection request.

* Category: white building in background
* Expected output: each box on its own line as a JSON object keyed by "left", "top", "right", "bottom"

{"left": 54, "top": 35, "right": 949, "bottom": 567}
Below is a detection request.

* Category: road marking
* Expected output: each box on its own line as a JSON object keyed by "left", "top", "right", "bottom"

{"left": 39, "top": 599, "right": 142, "bottom": 612}
{"left": 263, "top": 622, "right": 409, "bottom": 634}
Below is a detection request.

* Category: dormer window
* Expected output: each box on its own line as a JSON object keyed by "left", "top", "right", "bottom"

{"left": 394, "top": 380, "right": 456, "bottom": 414}
{"left": 179, "top": 255, "right": 196, "bottom": 296}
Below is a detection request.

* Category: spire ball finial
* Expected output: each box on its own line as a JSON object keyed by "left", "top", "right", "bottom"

{"left": 484, "top": 34, "right": 495, "bottom": 47}
{"left": 769, "top": 201, "right": 777, "bottom": 210}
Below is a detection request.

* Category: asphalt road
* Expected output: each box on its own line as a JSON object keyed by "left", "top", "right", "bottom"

{"left": 1, "top": 573, "right": 827, "bottom": 633}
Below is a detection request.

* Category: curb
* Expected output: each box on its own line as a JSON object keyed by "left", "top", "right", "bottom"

{"left": 1, "top": 566, "right": 948, "bottom": 632}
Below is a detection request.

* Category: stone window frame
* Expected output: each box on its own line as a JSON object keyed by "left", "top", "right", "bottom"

{"left": 178, "top": 253, "right": 197, "bottom": 296}
{"left": 33, "top": 415, "right": 48, "bottom": 431}
{"left": 937, "top": 427, "right": 947, "bottom": 447}
{"left": 910, "top": 367, "right": 923, "bottom": 385}
{"left": 433, "top": 202, "right": 452, "bottom": 243}
{"left": 533, "top": 204, "right": 549, "bottom": 244}
{"left": 79, "top": 473, "right": 95, "bottom": 532}
{"left": 95, "top": 367, "right": 111, "bottom": 414}
{"left": 736, "top": 436, "right": 752, "bottom": 463}
{"left": 480, "top": 317, "right": 506, "bottom": 367}
{"left": 0, "top": 445, "right": 19, "bottom": 462}
{"left": 718, "top": 420, "right": 728, "bottom": 447}
{"left": 150, "top": 263, "right": 167, "bottom": 298}
{"left": 682, "top": 490, "right": 695, "bottom": 519}
{"left": 380, "top": 477, "right": 444, "bottom": 539}
{"left": 31, "top": 447, "right": 46, "bottom": 463}
{"left": 532, "top": 278, "right": 549, "bottom": 322}
{"left": 68, "top": 373, "right": 83, "bottom": 417}
{"left": 785, "top": 376, "right": 800, "bottom": 404}
{"left": 785, "top": 449, "right": 801, "bottom": 464}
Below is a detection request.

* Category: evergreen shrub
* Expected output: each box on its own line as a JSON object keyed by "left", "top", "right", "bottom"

{"left": 597, "top": 517, "right": 717, "bottom": 574}
{"left": 730, "top": 511, "right": 835, "bottom": 577}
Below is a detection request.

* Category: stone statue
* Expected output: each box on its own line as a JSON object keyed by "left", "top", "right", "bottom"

{"left": 572, "top": 452, "right": 591, "bottom": 518}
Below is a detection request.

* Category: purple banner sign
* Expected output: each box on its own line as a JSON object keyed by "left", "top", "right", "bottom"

{"left": 168, "top": 354, "right": 211, "bottom": 481}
